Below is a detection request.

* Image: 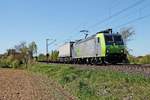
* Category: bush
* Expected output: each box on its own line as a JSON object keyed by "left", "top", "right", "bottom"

{"left": 0, "top": 58, "right": 10, "bottom": 68}
{"left": 139, "top": 55, "right": 150, "bottom": 64}
{"left": 0, "top": 56, "right": 21, "bottom": 68}
{"left": 12, "top": 60, "right": 20, "bottom": 69}
{"left": 128, "top": 54, "right": 150, "bottom": 64}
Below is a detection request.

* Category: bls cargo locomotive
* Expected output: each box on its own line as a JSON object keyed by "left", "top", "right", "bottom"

{"left": 57, "top": 29, "right": 127, "bottom": 64}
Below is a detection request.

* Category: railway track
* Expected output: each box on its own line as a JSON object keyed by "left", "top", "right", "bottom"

{"left": 73, "top": 64, "right": 150, "bottom": 77}
{"left": 41, "top": 61, "right": 150, "bottom": 77}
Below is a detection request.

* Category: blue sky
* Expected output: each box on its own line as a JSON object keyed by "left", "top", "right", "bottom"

{"left": 0, "top": 0, "right": 150, "bottom": 56}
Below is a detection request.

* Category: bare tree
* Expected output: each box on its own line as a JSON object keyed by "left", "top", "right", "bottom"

{"left": 14, "top": 42, "right": 30, "bottom": 68}
{"left": 28, "top": 41, "right": 37, "bottom": 59}
{"left": 14, "top": 42, "right": 26, "bottom": 52}
{"left": 120, "top": 27, "right": 135, "bottom": 54}
{"left": 120, "top": 27, "right": 135, "bottom": 45}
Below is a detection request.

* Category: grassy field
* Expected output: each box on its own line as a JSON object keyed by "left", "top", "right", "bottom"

{"left": 29, "top": 63, "right": 150, "bottom": 100}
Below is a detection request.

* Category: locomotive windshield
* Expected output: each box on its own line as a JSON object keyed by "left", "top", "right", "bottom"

{"left": 104, "top": 35, "right": 124, "bottom": 45}
{"left": 104, "top": 35, "right": 113, "bottom": 45}
{"left": 113, "top": 35, "right": 124, "bottom": 45}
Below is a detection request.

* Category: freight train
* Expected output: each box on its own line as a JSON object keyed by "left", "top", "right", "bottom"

{"left": 57, "top": 29, "right": 127, "bottom": 64}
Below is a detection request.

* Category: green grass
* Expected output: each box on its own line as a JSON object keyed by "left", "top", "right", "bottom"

{"left": 29, "top": 63, "right": 150, "bottom": 100}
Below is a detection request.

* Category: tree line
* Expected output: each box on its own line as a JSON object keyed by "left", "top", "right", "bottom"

{"left": 0, "top": 41, "right": 59, "bottom": 68}
{"left": 0, "top": 41, "right": 37, "bottom": 68}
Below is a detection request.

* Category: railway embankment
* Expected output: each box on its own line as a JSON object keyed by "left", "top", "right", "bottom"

{"left": 29, "top": 63, "right": 150, "bottom": 100}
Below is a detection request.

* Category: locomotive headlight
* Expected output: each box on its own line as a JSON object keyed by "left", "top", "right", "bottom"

{"left": 106, "top": 49, "right": 109, "bottom": 53}
{"left": 121, "top": 49, "right": 124, "bottom": 53}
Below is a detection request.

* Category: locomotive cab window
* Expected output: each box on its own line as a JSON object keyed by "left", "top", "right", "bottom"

{"left": 104, "top": 35, "right": 113, "bottom": 45}
{"left": 97, "top": 37, "right": 100, "bottom": 43}
{"left": 113, "top": 35, "right": 124, "bottom": 45}
{"left": 114, "top": 35, "right": 121, "bottom": 41}
{"left": 105, "top": 35, "right": 113, "bottom": 42}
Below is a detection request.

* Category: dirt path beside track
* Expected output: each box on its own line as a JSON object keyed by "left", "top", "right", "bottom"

{"left": 0, "top": 69, "right": 74, "bottom": 100}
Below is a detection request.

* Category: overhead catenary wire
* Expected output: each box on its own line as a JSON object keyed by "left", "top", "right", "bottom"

{"left": 68, "top": 0, "right": 148, "bottom": 41}
{"left": 87, "top": 0, "right": 146, "bottom": 30}
{"left": 105, "top": 2, "right": 150, "bottom": 31}
{"left": 52, "top": 0, "right": 149, "bottom": 51}
{"left": 108, "top": 0, "right": 121, "bottom": 23}
{"left": 114, "top": 13, "right": 150, "bottom": 29}
{"left": 69, "top": 0, "right": 121, "bottom": 39}
{"left": 58, "top": 1, "right": 121, "bottom": 43}
{"left": 64, "top": 23, "right": 88, "bottom": 41}
{"left": 51, "top": 24, "right": 82, "bottom": 50}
